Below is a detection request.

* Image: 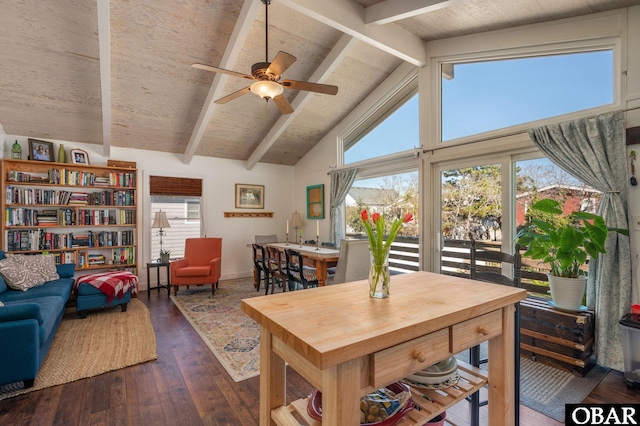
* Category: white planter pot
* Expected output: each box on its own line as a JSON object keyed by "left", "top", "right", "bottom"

{"left": 548, "top": 274, "right": 587, "bottom": 311}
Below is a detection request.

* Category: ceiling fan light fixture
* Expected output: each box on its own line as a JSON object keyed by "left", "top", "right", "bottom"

{"left": 250, "top": 80, "right": 283, "bottom": 100}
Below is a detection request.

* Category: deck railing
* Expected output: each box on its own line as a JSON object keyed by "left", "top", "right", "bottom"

{"left": 346, "top": 234, "right": 420, "bottom": 274}
{"left": 441, "top": 238, "right": 550, "bottom": 297}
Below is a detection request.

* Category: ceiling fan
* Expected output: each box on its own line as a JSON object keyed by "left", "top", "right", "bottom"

{"left": 192, "top": 0, "right": 338, "bottom": 115}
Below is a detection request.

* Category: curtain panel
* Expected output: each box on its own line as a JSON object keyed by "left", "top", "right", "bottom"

{"left": 528, "top": 111, "right": 631, "bottom": 370}
{"left": 329, "top": 168, "right": 358, "bottom": 245}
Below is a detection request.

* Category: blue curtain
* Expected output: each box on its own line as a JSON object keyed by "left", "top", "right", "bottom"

{"left": 528, "top": 111, "right": 631, "bottom": 370}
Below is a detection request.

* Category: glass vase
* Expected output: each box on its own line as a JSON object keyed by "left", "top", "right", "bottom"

{"left": 369, "top": 250, "right": 390, "bottom": 298}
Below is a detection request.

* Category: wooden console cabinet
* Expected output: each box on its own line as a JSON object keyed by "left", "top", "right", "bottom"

{"left": 242, "top": 271, "right": 526, "bottom": 425}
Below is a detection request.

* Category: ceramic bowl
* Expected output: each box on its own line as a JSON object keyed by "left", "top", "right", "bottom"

{"left": 307, "top": 382, "right": 414, "bottom": 426}
{"left": 405, "top": 356, "right": 458, "bottom": 385}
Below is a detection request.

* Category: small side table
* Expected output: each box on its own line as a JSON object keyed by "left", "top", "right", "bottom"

{"left": 147, "top": 261, "right": 171, "bottom": 297}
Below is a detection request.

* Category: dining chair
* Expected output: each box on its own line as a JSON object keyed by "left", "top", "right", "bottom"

{"left": 255, "top": 234, "right": 278, "bottom": 244}
{"left": 265, "top": 246, "right": 287, "bottom": 294}
{"left": 468, "top": 237, "right": 522, "bottom": 426}
{"left": 284, "top": 248, "right": 318, "bottom": 290}
{"left": 252, "top": 243, "right": 269, "bottom": 292}
{"left": 325, "top": 239, "right": 370, "bottom": 285}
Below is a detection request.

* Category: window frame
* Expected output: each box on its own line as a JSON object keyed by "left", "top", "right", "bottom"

{"left": 427, "top": 37, "right": 622, "bottom": 151}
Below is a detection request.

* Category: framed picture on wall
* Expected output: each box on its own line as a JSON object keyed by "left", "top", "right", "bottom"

{"left": 235, "top": 184, "right": 264, "bottom": 209}
{"left": 28, "top": 139, "right": 55, "bottom": 162}
{"left": 306, "top": 184, "right": 324, "bottom": 219}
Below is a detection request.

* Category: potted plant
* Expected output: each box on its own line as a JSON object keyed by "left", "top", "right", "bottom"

{"left": 159, "top": 249, "right": 171, "bottom": 263}
{"left": 516, "top": 198, "right": 628, "bottom": 311}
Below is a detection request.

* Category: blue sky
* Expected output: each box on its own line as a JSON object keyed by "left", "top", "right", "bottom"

{"left": 346, "top": 49, "right": 614, "bottom": 187}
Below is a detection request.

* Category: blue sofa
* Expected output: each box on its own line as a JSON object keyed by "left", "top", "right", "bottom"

{"left": 0, "top": 261, "right": 75, "bottom": 388}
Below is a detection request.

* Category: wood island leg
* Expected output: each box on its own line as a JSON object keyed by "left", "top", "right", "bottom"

{"left": 487, "top": 305, "right": 516, "bottom": 426}
{"left": 321, "top": 358, "right": 361, "bottom": 425}
{"left": 259, "top": 327, "right": 286, "bottom": 426}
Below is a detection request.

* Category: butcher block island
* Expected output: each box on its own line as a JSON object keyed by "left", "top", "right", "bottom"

{"left": 241, "top": 271, "right": 527, "bottom": 425}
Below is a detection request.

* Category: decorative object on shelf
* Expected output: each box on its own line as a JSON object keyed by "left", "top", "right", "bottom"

{"left": 360, "top": 209, "right": 413, "bottom": 298}
{"left": 11, "top": 140, "right": 22, "bottom": 159}
{"left": 235, "top": 183, "right": 264, "bottom": 209}
{"left": 223, "top": 212, "right": 273, "bottom": 218}
{"left": 58, "top": 144, "right": 66, "bottom": 163}
{"left": 152, "top": 210, "right": 171, "bottom": 260}
{"left": 290, "top": 211, "right": 302, "bottom": 246}
{"left": 28, "top": 138, "right": 55, "bottom": 162}
{"left": 306, "top": 184, "right": 324, "bottom": 219}
{"left": 516, "top": 198, "right": 628, "bottom": 311}
{"left": 70, "top": 148, "right": 90, "bottom": 165}
{"left": 159, "top": 249, "right": 171, "bottom": 263}
{"left": 107, "top": 159, "right": 137, "bottom": 168}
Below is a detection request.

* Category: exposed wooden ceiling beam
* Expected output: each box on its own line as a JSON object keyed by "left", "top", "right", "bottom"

{"left": 281, "top": 0, "right": 427, "bottom": 66}
{"left": 245, "top": 34, "right": 357, "bottom": 170}
{"left": 97, "top": 0, "right": 111, "bottom": 158}
{"left": 182, "top": 0, "right": 261, "bottom": 164}
{"left": 365, "top": 0, "right": 465, "bottom": 25}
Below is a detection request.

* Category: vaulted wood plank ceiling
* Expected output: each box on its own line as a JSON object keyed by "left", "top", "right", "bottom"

{"left": 0, "top": 0, "right": 637, "bottom": 168}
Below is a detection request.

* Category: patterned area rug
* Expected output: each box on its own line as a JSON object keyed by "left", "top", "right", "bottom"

{"left": 170, "top": 278, "right": 263, "bottom": 382}
{"left": 0, "top": 299, "right": 157, "bottom": 401}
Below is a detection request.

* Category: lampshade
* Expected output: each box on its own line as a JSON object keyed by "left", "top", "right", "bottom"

{"left": 290, "top": 211, "right": 302, "bottom": 228}
{"left": 250, "top": 80, "right": 284, "bottom": 99}
{"left": 152, "top": 211, "right": 171, "bottom": 229}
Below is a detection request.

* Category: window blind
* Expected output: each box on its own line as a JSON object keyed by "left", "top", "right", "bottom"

{"left": 149, "top": 176, "right": 202, "bottom": 197}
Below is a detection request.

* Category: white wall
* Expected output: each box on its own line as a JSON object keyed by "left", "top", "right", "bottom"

{"left": 3, "top": 136, "right": 295, "bottom": 286}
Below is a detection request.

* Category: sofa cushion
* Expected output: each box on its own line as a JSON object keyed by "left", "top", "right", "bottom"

{"left": 56, "top": 263, "right": 75, "bottom": 278}
{"left": 0, "top": 275, "right": 7, "bottom": 294}
{"left": 3, "top": 297, "right": 65, "bottom": 346}
{"left": 0, "top": 257, "right": 46, "bottom": 291}
{"left": 0, "top": 301, "right": 43, "bottom": 324}
{"left": 0, "top": 278, "right": 74, "bottom": 304}
{"left": 0, "top": 250, "right": 5, "bottom": 260}
{"left": 175, "top": 266, "right": 211, "bottom": 277}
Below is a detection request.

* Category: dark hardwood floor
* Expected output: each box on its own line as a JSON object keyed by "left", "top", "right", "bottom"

{"left": 0, "top": 289, "right": 638, "bottom": 425}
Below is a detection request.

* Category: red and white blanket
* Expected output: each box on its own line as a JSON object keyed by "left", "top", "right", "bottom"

{"left": 76, "top": 271, "right": 139, "bottom": 303}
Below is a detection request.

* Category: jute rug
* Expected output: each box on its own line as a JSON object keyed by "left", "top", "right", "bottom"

{"left": 170, "top": 278, "right": 262, "bottom": 382}
{"left": 456, "top": 343, "right": 609, "bottom": 422}
{"left": 0, "top": 299, "right": 158, "bottom": 401}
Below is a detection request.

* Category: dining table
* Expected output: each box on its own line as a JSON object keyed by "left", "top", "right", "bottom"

{"left": 264, "top": 242, "right": 340, "bottom": 286}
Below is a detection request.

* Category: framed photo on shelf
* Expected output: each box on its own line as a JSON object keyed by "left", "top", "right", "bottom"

{"left": 235, "top": 184, "right": 264, "bottom": 209}
{"left": 70, "top": 149, "right": 90, "bottom": 165}
{"left": 306, "top": 184, "right": 324, "bottom": 219}
{"left": 28, "top": 139, "right": 55, "bottom": 162}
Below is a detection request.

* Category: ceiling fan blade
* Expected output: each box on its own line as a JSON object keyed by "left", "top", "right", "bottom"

{"left": 192, "top": 63, "right": 254, "bottom": 81}
{"left": 266, "top": 51, "right": 296, "bottom": 78}
{"left": 281, "top": 79, "right": 338, "bottom": 95}
{"left": 273, "top": 94, "right": 294, "bottom": 115}
{"left": 214, "top": 87, "right": 252, "bottom": 104}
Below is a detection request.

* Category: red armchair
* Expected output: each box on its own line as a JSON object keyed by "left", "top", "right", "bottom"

{"left": 170, "top": 238, "right": 222, "bottom": 296}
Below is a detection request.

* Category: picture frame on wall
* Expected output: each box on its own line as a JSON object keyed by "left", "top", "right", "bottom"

{"left": 70, "top": 149, "right": 90, "bottom": 165}
{"left": 235, "top": 184, "right": 264, "bottom": 209}
{"left": 306, "top": 184, "right": 324, "bottom": 219}
{"left": 28, "top": 139, "right": 55, "bottom": 162}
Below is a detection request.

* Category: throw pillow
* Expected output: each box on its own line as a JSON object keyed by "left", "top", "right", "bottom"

{"left": 7, "top": 253, "right": 60, "bottom": 282}
{"left": 0, "top": 257, "right": 46, "bottom": 291}
{"left": 0, "top": 301, "right": 4, "bottom": 306}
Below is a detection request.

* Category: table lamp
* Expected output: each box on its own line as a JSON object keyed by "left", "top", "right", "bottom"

{"left": 290, "top": 211, "right": 303, "bottom": 245}
{"left": 152, "top": 210, "right": 171, "bottom": 259}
